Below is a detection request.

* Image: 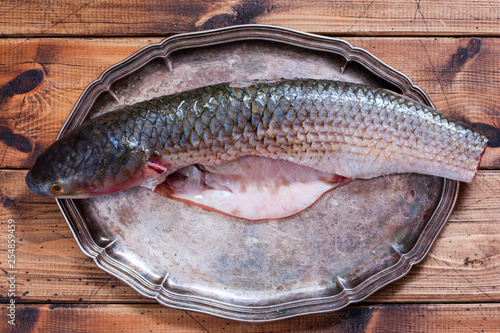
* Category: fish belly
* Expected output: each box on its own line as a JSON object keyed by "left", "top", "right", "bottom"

{"left": 154, "top": 156, "right": 351, "bottom": 220}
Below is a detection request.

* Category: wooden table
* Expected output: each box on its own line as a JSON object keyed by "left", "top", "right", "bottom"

{"left": 1, "top": 1, "right": 499, "bottom": 331}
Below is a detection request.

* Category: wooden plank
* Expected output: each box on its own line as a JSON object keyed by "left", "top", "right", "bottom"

{"left": 0, "top": 172, "right": 149, "bottom": 304}
{"left": 0, "top": 0, "right": 499, "bottom": 37}
{"left": 0, "top": 303, "right": 499, "bottom": 332}
{"left": 0, "top": 38, "right": 163, "bottom": 169}
{"left": 346, "top": 37, "right": 500, "bottom": 169}
{"left": 1, "top": 169, "right": 499, "bottom": 304}
{"left": 1, "top": 37, "right": 499, "bottom": 169}
{"left": 369, "top": 170, "right": 500, "bottom": 302}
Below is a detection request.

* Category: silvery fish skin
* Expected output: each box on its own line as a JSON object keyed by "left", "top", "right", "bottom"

{"left": 26, "top": 79, "right": 488, "bottom": 199}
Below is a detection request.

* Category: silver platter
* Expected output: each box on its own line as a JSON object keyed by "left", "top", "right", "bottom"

{"left": 57, "top": 25, "right": 457, "bottom": 321}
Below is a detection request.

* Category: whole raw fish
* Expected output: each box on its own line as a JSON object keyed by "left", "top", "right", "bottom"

{"left": 26, "top": 79, "right": 488, "bottom": 219}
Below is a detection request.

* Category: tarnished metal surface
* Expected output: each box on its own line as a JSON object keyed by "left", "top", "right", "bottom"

{"left": 57, "top": 25, "right": 458, "bottom": 321}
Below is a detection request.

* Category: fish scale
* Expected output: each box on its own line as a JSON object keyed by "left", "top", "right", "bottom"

{"left": 26, "top": 78, "right": 488, "bottom": 200}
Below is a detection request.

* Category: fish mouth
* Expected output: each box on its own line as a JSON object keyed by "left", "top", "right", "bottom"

{"left": 25, "top": 169, "right": 47, "bottom": 198}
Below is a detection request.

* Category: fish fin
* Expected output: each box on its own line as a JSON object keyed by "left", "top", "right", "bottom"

{"left": 154, "top": 156, "right": 352, "bottom": 220}
{"left": 138, "top": 157, "right": 171, "bottom": 190}
{"left": 146, "top": 158, "right": 168, "bottom": 174}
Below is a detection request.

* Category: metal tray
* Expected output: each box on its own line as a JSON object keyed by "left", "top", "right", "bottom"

{"left": 57, "top": 25, "right": 458, "bottom": 321}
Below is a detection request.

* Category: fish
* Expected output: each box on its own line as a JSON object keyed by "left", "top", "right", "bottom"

{"left": 25, "top": 78, "right": 488, "bottom": 220}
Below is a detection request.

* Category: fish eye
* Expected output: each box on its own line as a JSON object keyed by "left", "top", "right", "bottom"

{"left": 50, "top": 183, "right": 64, "bottom": 194}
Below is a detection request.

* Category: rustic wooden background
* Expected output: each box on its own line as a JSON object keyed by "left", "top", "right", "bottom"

{"left": 0, "top": 0, "right": 499, "bottom": 332}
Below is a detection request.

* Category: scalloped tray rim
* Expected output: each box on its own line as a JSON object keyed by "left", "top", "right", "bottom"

{"left": 55, "top": 24, "right": 458, "bottom": 322}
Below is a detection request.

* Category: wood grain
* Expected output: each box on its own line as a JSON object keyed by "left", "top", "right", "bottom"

{"left": 1, "top": 0, "right": 498, "bottom": 331}
{"left": 1, "top": 37, "right": 499, "bottom": 169}
{"left": 1, "top": 303, "right": 499, "bottom": 332}
{"left": 0, "top": 38, "right": 162, "bottom": 169}
{"left": 0, "top": 0, "right": 499, "bottom": 37}
{"left": 1, "top": 170, "right": 499, "bottom": 304}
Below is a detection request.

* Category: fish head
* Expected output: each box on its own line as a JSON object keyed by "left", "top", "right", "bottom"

{"left": 26, "top": 117, "right": 149, "bottom": 199}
